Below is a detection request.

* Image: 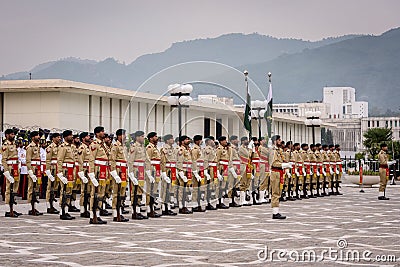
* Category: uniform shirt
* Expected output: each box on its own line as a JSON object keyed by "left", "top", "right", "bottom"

{"left": 26, "top": 141, "right": 41, "bottom": 172}
{"left": 315, "top": 149, "right": 322, "bottom": 164}
{"left": 176, "top": 145, "right": 192, "bottom": 172}
{"left": 77, "top": 142, "right": 91, "bottom": 170}
{"left": 89, "top": 139, "right": 109, "bottom": 173}
{"left": 160, "top": 143, "right": 177, "bottom": 172}
{"left": 203, "top": 144, "right": 217, "bottom": 169}
{"left": 271, "top": 146, "right": 284, "bottom": 169}
{"left": 239, "top": 145, "right": 251, "bottom": 164}
{"left": 322, "top": 150, "right": 330, "bottom": 163}
{"left": 1, "top": 139, "right": 18, "bottom": 173}
{"left": 216, "top": 144, "right": 232, "bottom": 168}
{"left": 18, "top": 147, "right": 27, "bottom": 174}
{"left": 283, "top": 148, "right": 291, "bottom": 163}
{"left": 46, "top": 142, "right": 59, "bottom": 171}
{"left": 128, "top": 141, "right": 150, "bottom": 171}
{"left": 308, "top": 150, "right": 316, "bottom": 163}
{"left": 378, "top": 150, "right": 388, "bottom": 166}
{"left": 300, "top": 149, "right": 309, "bottom": 163}
{"left": 110, "top": 140, "right": 127, "bottom": 172}
{"left": 146, "top": 142, "right": 161, "bottom": 172}
{"left": 294, "top": 150, "right": 303, "bottom": 165}
{"left": 40, "top": 147, "right": 47, "bottom": 172}
{"left": 57, "top": 142, "right": 76, "bottom": 172}
{"left": 191, "top": 144, "right": 202, "bottom": 171}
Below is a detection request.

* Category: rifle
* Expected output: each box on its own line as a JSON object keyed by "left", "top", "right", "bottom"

{"left": 92, "top": 173, "right": 99, "bottom": 223}
{"left": 83, "top": 182, "right": 90, "bottom": 214}
{"left": 31, "top": 181, "right": 40, "bottom": 214}
{"left": 61, "top": 183, "right": 72, "bottom": 217}
{"left": 149, "top": 177, "right": 155, "bottom": 213}
{"left": 9, "top": 182, "right": 17, "bottom": 217}
{"left": 116, "top": 182, "right": 122, "bottom": 221}
{"left": 206, "top": 172, "right": 211, "bottom": 205}
{"left": 49, "top": 180, "right": 57, "bottom": 210}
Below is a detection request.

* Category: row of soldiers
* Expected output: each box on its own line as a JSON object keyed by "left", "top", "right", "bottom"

{"left": 1, "top": 126, "right": 344, "bottom": 222}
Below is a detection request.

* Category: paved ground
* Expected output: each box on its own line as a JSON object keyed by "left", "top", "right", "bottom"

{"left": 0, "top": 183, "right": 399, "bottom": 266}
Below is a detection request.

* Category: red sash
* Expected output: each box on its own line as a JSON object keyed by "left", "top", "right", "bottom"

{"left": 240, "top": 156, "right": 252, "bottom": 174}
{"left": 209, "top": 162, "right": 218, "bottom": 178}
{"left": 150, "top": 158, "right": 161, "bottom": 178}
{"left": 197, "top": 159, "right": 204, "bottom": 178}
{"left": 386, "top": 168, "right": 389, "bottom": 177}
{"left": 312, "top": 162, "right": 317, "bottom": 173}
{"left": 305, "top": 163, "right": 311, "bottom": 175}
{"left": 232, "top": 161, "right": 241, "bottom": 175}
{"left": 116, "top": 160, "right": 127, "bottom": 187}
{"left": 332, "top": 163, "right": 337, "bottom": 172}
{"left": 338, "top": 162, "right": 343, "bottom": 172}
{"left": 220, "top": 159, "right": 229, "bottom": 179}
{"left": 260, "top": 155, "right": 270, "bottom": 172}
{"left": 133, "top": 160, "right": 145, "bottom": 181}
{"left": 298, "top": 163, "right": 303, "bottom": 176}
{"left": 272, "top": 168, "right": 284, "bottom": 184}
{"left": 183, "top": 161, "right": 192, "bottom": 180}
{"left": 166, "top": 162, "right": 177, "bottom": 181}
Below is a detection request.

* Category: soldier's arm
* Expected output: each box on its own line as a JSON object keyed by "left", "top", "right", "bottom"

{"left": 57, "top": 146, "right": 66, "bottom": 173}
{"left": 45, "top": 146, "right": 52, "bottom": 171}
{"left": 127, "top": 145, "right": 135, "bottom": 172}
{"left": 109, "top": 145, "right": 118, "bottom": 172}
{"left": 160, "top": 148, "right": 167, "bottom": 172}
{"left": 271, "top": 150, "right": 283, "bottom": 168}
{"left": 176, "top": 148, "right": 184, "bottom": 171}
{"left": 88, "top": 143, "right": 97, "bottom": 173}
{"left": 1, "top": 145, "right": 9, "bottom": 172}
{"left": 26, "top": 146, "right": 33, "bottom": 171}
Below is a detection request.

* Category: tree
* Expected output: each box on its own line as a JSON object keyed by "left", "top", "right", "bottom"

{"left": 363, "top": 128, "right": 392, "bottom": 159}
{"left": 321, "top": 128, "right": 333, "bottom": 145}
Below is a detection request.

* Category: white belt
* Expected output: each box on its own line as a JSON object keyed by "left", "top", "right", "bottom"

{"left": 151, "top": 160, "right": 160, "bottom": 165}
{"left": 232, "top": 160, "right": 240, "bottom": 165}
{"left": 51, "top": 160, "right": 57, "bottom": 164}
{"left": 95, "top": 160, "right": 108, "bottom": 166}
{"left": 183, "top": 164, "right": 192, "bottom": 168}
{"left": 83, "top": 162, "right": 89, "bottom": 167}
{"left": 311, "top": 163, "right": 316, "bottom": 166}
{"left": 62, "top": 163, "right": 74, "bottom": 168}
{"left": 336, "top": 162, "right": 342, "bottom": 164}
{"left": 166, "top": 163, "right": 176, "bottom": 167}
{"left": 197, "top": 162, "right": 204, "bottom": 166}
{"left": 252, "top": 159, "right": 260, "bottom": 163}
{"left": 133, "top": 162, "right": 144, "bottom": 167}
{"left": 209, "top": 162, "right": 217, "bottom": 167}
{"left": 116, "top": 162, "right": 127, "bottom": 167}
{"left": 31, "top": 160, "right": 40, "bottom": 165}
{"left": 219, "top": 161, "right": 229, "bottom": 165}
{"left": 75, "top": 162, "right": 79, "bottom": 166}
{"left": 304, "top": 162, "right": 310, "bottom": 165}
{"left": 7, "top": 160, "right": 18, "bottom": 165}
{"left": 330, "top": 162, "right": 336, "bottom": 165}
{"left": 323, "top": 162, "right": 330, "bottom": 164}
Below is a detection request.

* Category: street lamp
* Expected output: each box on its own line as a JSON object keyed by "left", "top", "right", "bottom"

{"left": 251, "top": 100, "right": 267, "bottom": 139}
{"left": 305, "top": 111, "right": 322, "bottom": 145}
{"left": 167, "top": 83, "right": 193, "bottom": 140}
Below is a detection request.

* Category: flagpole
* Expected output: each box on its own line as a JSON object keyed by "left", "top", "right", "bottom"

{"left": 266, "top": 72, "right": 273, "bottom": 146}
{"left": 244, "top": 70, "right": 252, "bottom": 140}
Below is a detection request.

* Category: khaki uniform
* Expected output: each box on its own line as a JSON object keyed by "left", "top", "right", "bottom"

{"left": 191, "top": 144, "right": 204, "bottom": 206}
{"left": 216, "top": 144, "right": 232, "bottom": 200}
{"left": 294, "top": 150, "right": 304, "bottom": 192}
{"left": 238, "top": 145, "right": 252, "bottom": 191}
{"left": 301, "top": 150, "right": 310, "bottom": 191}
{"left": 270, "top": 146, "right": 284, "bottom": 208}
{"left": 203, "top": 144, "right": 217, "bottom": 203}
{"left": 45, "top": 142, "right": 60, "bottom": 202}
{"left": 328, "top": 150, "right": 336, "bottom": 187}
{"left": 2, "top": 140, "right": 20, "bottom": 204}
{"left": 109, "top": 140, "right": 128, "bottom": 209}
{"left": 88, "top": 139, "right": 109, "bottom": 211}
{"left": 128, "top": 142, "right": 148, "bottom": 205}
{"left": 229, "top": 144, "right": 242, "bottom": 197}
{"left": 251, "top": 148, "right": 261, "bottom": 192}
{"left": 282, "top": 148, "right": 291, "bottom": 190}
{"left": 259, "top": 146, "right": 271, "bottom": 191}
{"left": 315, "top": 149, "right": 323, "bottom": 185}
{"left": 160, "top": 143, "right": 177, "bottom": 205}
{"left": 378, "top": 150, "right": 389, "bottom": 192}
{"left": 26, "top": 141, "right": 42, "bottom": 203}
{"left": 308, "top": 150, "right": 317, "bottom": 190}
{"left": 77, "top": 142, "right": 91, "bottom": 209}
{"left": 334, "top": 150, "right": 342, "bottom": 182}
{"left": 146, "top": 142, "right": 161, "bottom": 206}
{"left": 176, "top": 145, "right": 192, "bottom": 208}
{"left": 57, "top": 142, "right": 76, "bottom": 206}
{"left": 104, "top": 143, "right": 113, "bottom": 200}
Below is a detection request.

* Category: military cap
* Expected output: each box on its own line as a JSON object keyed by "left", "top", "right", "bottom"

{"left": 328, "top": 144, "right": 334, "bottom": 148}
{"left": 62, "top": 130, "right": 73, "bottom": 138}
{"left": 193, "top": 135, "right": 203, "bottom": 142}
{"left": 94, "top": 126, "right": 104, "bottom": 134}
{"left": 179, "top": 135, "right": 189, "bottom": 142}
{"left": 4, "top": 129, "right": 14, "bottom": 135}
{"left": 163, "top": 134, "right": 173, "bottom": 142}
{"left": 73, "top": 134, "right": 79, "bottom": 139}
{"left": 30, "top": 131, "right": 39, "bottom": 138}
{"left": 135, "top": 131, "right": 145, "bottom": 137}
{"left": 51, "top": 133, "right": 61, "bottom": 138}
{"left": 206, "top": 136, "right": 215, "bottom": 141}
{"left": 217, "top": 136, "right": 226, "bottom": 142}
{"left": 116, "top": 129, "right": 126, "bottom": 136}
{"left": 335, "top": 144, "right": 340, "bottom": 148}
{"left": 229, "top": 135, "right": 238, "bottom": 141}
{"left": 240, "top": 136, "right": 248, "bottom": 142}
{"left": 147, "top": 132, "right": 157, "bottom": 139}
{"left": 271, "top": 135, "right": 280, "bottom": 142}
{"left": 79, "top": 132, "right": 89, "bottom": 140}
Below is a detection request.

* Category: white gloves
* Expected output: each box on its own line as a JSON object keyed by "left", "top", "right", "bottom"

{"left": 285, "top": 168, "right": 292, "bottom": 178}
{"left": 329, "top": 167, "right": 334, "bottom": 175}
{"left": 310, "top": 169, "right": 313, "bottom": 176}
{"left": 161, "top": 172, "right": 171, "bottom": 184}
{"left": 45, "top": 170, "right": 55, "bottom": 182}
{"left": 28, "top": 170, "right": 38, "bottom": 182}
{"left": 302, "top": 167, "right": 306, "bottom": 175}
{"left": 193, "top": 170, "right": 201, "bottom": 182}
{"left": 178, "top": 171, "right": 188, "bottom": 183}
{"left": 110, "top": 170, "right": 122, "bottom": 184}
{"left": 295, "top": 170, "right": 300, "bottom": 176}
{"left": 388, "top": 160, "right": 396, "bottom": 166}
{"left": 57, "top": 172, "right": 68, "bottom": 185}
{"left": 322, "top": 169, "right": 327, "bottom": 176}
{"left": 248, "top": 140, "right": 254, "bottom": 150}
{"left": 217, "top": 173, "right": 224, "bottom": 181}
{"left": 145, "top": 170, "right": 155, "bottom": 183}
{"left": 77, "top": 171, "right": 88, "bottom": 184}
{"left": 317, "top": 170, "right": 320, "bottom": 177}
{"left": 267, "top": 138, "right": 273, "bottom": 148}
{"left": 128, "top": 172, "right": 138, "bottom": 185}
{"left": 335, "top": 169, "right": 339, "bottom": 175}
{"left": 229, "top": 167, "right": 238, "bottom": 179}
{"left": 4, "top": 171, "right": 14, "bottom": 183}
{"left": 88, "top": 172, "right": 99, "bottom": 187}
{"left": 204, "top": 169, "right": 211, "bottom": 180}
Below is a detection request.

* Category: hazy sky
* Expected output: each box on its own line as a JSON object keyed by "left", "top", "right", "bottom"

{"left": 1, "top": 0, "right": 400, "bottom": 75}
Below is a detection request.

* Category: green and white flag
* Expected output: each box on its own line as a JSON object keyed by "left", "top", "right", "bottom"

{"left": 244, "top": 80, "right": 252, "bottom": 137}
{"left": 265, "top": 82, "right": 273, "bottom": 138}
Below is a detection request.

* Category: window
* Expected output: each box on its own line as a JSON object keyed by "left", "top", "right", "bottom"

{"left": 343, "top": 90, "right": 348, "bottom": 104}
{"left": 372, "top": 121, "right": 375, "bottom": 127}
{"left": 390, "top": 121, "right": 393, "bottom": 128}
{"left": 368, "top": 120, "right": 370, "bottom": 127}
{"left": 216, "top": 119, "right": 222, "bottom": 138}
{"left": 395, "top": 120, "right": 398, "bottom": 127}
{"left": 377, "top": 121, "right": 379, "bottom": 127}
{"left": 386, "top": 121, "right": 388, "bottom": 128}
{"left": 204, "top": 118, "right": 210, "bottom": 137}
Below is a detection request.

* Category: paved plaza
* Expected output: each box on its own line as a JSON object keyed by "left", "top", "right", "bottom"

{"left": 0, "top": 184, "right": 399, "bottom": 266}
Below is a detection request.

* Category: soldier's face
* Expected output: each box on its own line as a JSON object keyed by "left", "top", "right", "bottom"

{"left": 137, "top": 135, "right": 145, "bottom": 144}
{"left": 183, "top": 139, "right": 191, "bottom": 146}
{"left": 97, "top": 131, "right": 105, "bottom": 139}
{"left": 83, "top": 135, "right": 91, "bottom": 143}
{"left": 231, "top": 139, "right": 239, "bottom": 146}
{"left": 53, "top": 136, "right": 61, "bottom": 144}
{"left": 121, "top": 134, "right": 126, "bottom": 143}
{"left": 382, "top": 146, "right": 388, "bottom": 152}
{"left": 220, "top": 140, "right": 227, "bottom": 146}
{"left": 150, "top": 136, "right": 158, "bottom": 143}
{"left": 7, "top": 133, "right": 15, "bottom": 141}
{"left": 275, "top": 138, "right": 282, "bottom": 147}
{"left": 305, "top": 146, "right": 309, "bottom": 151}
{"left": 32, "top": 135, "right": 40, "bottom": 142}
{"left": 64, "top": 135, "right": 73, "bottom": 143}
{"left": 242, "top": 140, "right": 249, "bottom": 146}
{"left": 166, "top": 138, "right": 174, "bottom": 145}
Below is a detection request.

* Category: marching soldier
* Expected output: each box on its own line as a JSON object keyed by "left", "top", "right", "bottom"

{"left": 378, "top": 143, "right": 395, "bottom": 200}
{"left": 270, "top": 135, "right": 292, "bottom": 219}
{"left": 215, "top": 136, "right": 231, "bottom": 209}
{"left": 258, "top": 137, "right": 271, "bottom": 204}
{"left": 238, "top": 137, "right": 252, "bottom": 206}
{"left": 300, "top": 144, "right": 311, "bottom": 198}
{"left": 283, "top": 141, "right": 295, "bottom": 201}
{"left": 314, "top": 143, "right": 324, "bottom": 197}
{"left": 328, "top": 145, "right": 336, "bottom": 195}
{"left": 293, "top": 143, "right": 303, "bottom": 200}
{"left": 2, "top": 129, "right": 22, "bottom": 217}
{"left": 109, "top": 129, "right": 129, "bottom": 222}
{"left": 191, "top": 135, "right": 205, "bottom": 212}
{"left": 228, "top": 135, "right": 242, "bottom": 207}
{"left": 17, "top": 137, "right": 28, "bottom": 200}
{"left": 87, "top": 126, "right": 108, "bottom": 224}
{"left": 77, "top": 132, "right": 91, "bottom": 218}
{"left": 176, "top": 135, "right": 193, "bottom": 214}
{"left": 160, "top": 134, "right": 177, "bottom": 216}
{"left": 145, "top": 132, "right": 162, "bottom": 218}
{"left": 321, "top": 144, "right": 331, "bottom": 196}
{"left": 70, "top": 134, "right": 81, "bottom": 212}
{"left": 334, "top": 144, "right": 343, "bottom": 195}
{"left": 203, "top": 137, "right": 217, "bottom": 210}
{"left": 56, "top": 130, "right": 76, "bottom": 220}
{"left": 44, "top": 133, "right": 61, "bottom": 214}
{"left": 128, "top": 130, "right": 149, "bottom": 220}
{"left": 26, "top": 131, "right": 44, "bottom": 216}
{"left": 308, "top": 144, "right": 317, "bottom": 198}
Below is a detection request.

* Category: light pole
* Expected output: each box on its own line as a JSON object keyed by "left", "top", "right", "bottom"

{"left": 305, "top": 111, "right": 322, "bottom": 145}
{"left": 167, "top": 84, "right": 193, "bottom": 140}
{"left": 251, "top": 100, "right": 267, "bottom": 139}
